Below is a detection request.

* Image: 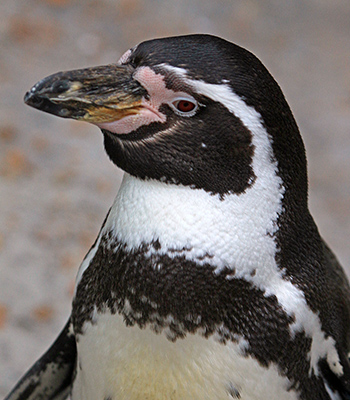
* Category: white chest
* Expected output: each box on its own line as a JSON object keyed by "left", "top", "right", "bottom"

{"left": 102, "top": 173, "right": 283, "bottom": 278}
{"left": 71, "top": 311, "right": 298, "bottom": 400}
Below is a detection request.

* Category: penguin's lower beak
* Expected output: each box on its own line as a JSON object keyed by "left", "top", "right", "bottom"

{"left": 24, "top": 65, "right": 148, "bottom": 123}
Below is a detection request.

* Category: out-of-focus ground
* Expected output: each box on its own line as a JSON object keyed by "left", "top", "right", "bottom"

{"left": 0, "top": 0, "right": 350, "bottom": 395}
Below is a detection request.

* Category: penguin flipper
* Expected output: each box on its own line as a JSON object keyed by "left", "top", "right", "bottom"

{"left": 320, "top": 358, "right": 350, "bottom": 400}
{"left": 320, "top": 242, "right": 350, "bottom": 399}
{"left": 5, "top": 318, "right": 77, "bottom": 400}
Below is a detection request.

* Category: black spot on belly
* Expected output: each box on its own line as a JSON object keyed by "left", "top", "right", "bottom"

{"left": 227, "top": 382, "right": 241, "bottom": 398}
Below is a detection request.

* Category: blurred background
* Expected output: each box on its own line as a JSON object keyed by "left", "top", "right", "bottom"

{"left": 0, "top": 0, "right": 350, "bottom": 395}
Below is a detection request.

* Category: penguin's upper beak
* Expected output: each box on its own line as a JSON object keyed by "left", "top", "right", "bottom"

{"left": 24, "top": 65, "right": 148, "bottom": 123}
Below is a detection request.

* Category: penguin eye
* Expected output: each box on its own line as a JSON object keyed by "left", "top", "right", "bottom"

{"left": 171, "top": 98, "right": 198, "bottom": 116}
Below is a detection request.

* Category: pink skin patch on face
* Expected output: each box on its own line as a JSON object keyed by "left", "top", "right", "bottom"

{"left": 117, "top": 49, "right": 132, "bottom": 65}
{"left": 95, "top": 67, "right": 191, "bottom": 135}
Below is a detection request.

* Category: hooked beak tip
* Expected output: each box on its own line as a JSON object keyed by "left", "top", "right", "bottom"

{"left": 23, "top": 65, "right": 147, "bottom": 123}
{"left": 24, "top": 87, "right": 42, "bottom": 107}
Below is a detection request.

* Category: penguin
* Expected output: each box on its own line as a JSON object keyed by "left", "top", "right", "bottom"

{"left": 5, "top": 34, "right": 350, "bottom": 400}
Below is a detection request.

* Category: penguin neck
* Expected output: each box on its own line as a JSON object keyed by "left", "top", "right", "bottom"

{"left": 102, "top": 170, "right": 285, "bottom": 280}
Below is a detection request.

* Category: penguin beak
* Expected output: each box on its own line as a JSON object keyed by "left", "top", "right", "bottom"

{"left": 24, "top": 65, "right": 148, "bottom": 123}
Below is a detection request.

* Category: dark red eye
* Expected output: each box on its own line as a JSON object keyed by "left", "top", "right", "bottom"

{"left": 173, "top": 99, "right": 197, "bottom": 113}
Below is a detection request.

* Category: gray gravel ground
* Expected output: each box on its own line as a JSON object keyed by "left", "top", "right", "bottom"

{"left": 1, "top": 0, "right": 350, "bottom": 396}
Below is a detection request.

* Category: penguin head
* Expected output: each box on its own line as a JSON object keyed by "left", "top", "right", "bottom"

{"left": 24, "top": 34, "right": 307, "bottom": 200}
